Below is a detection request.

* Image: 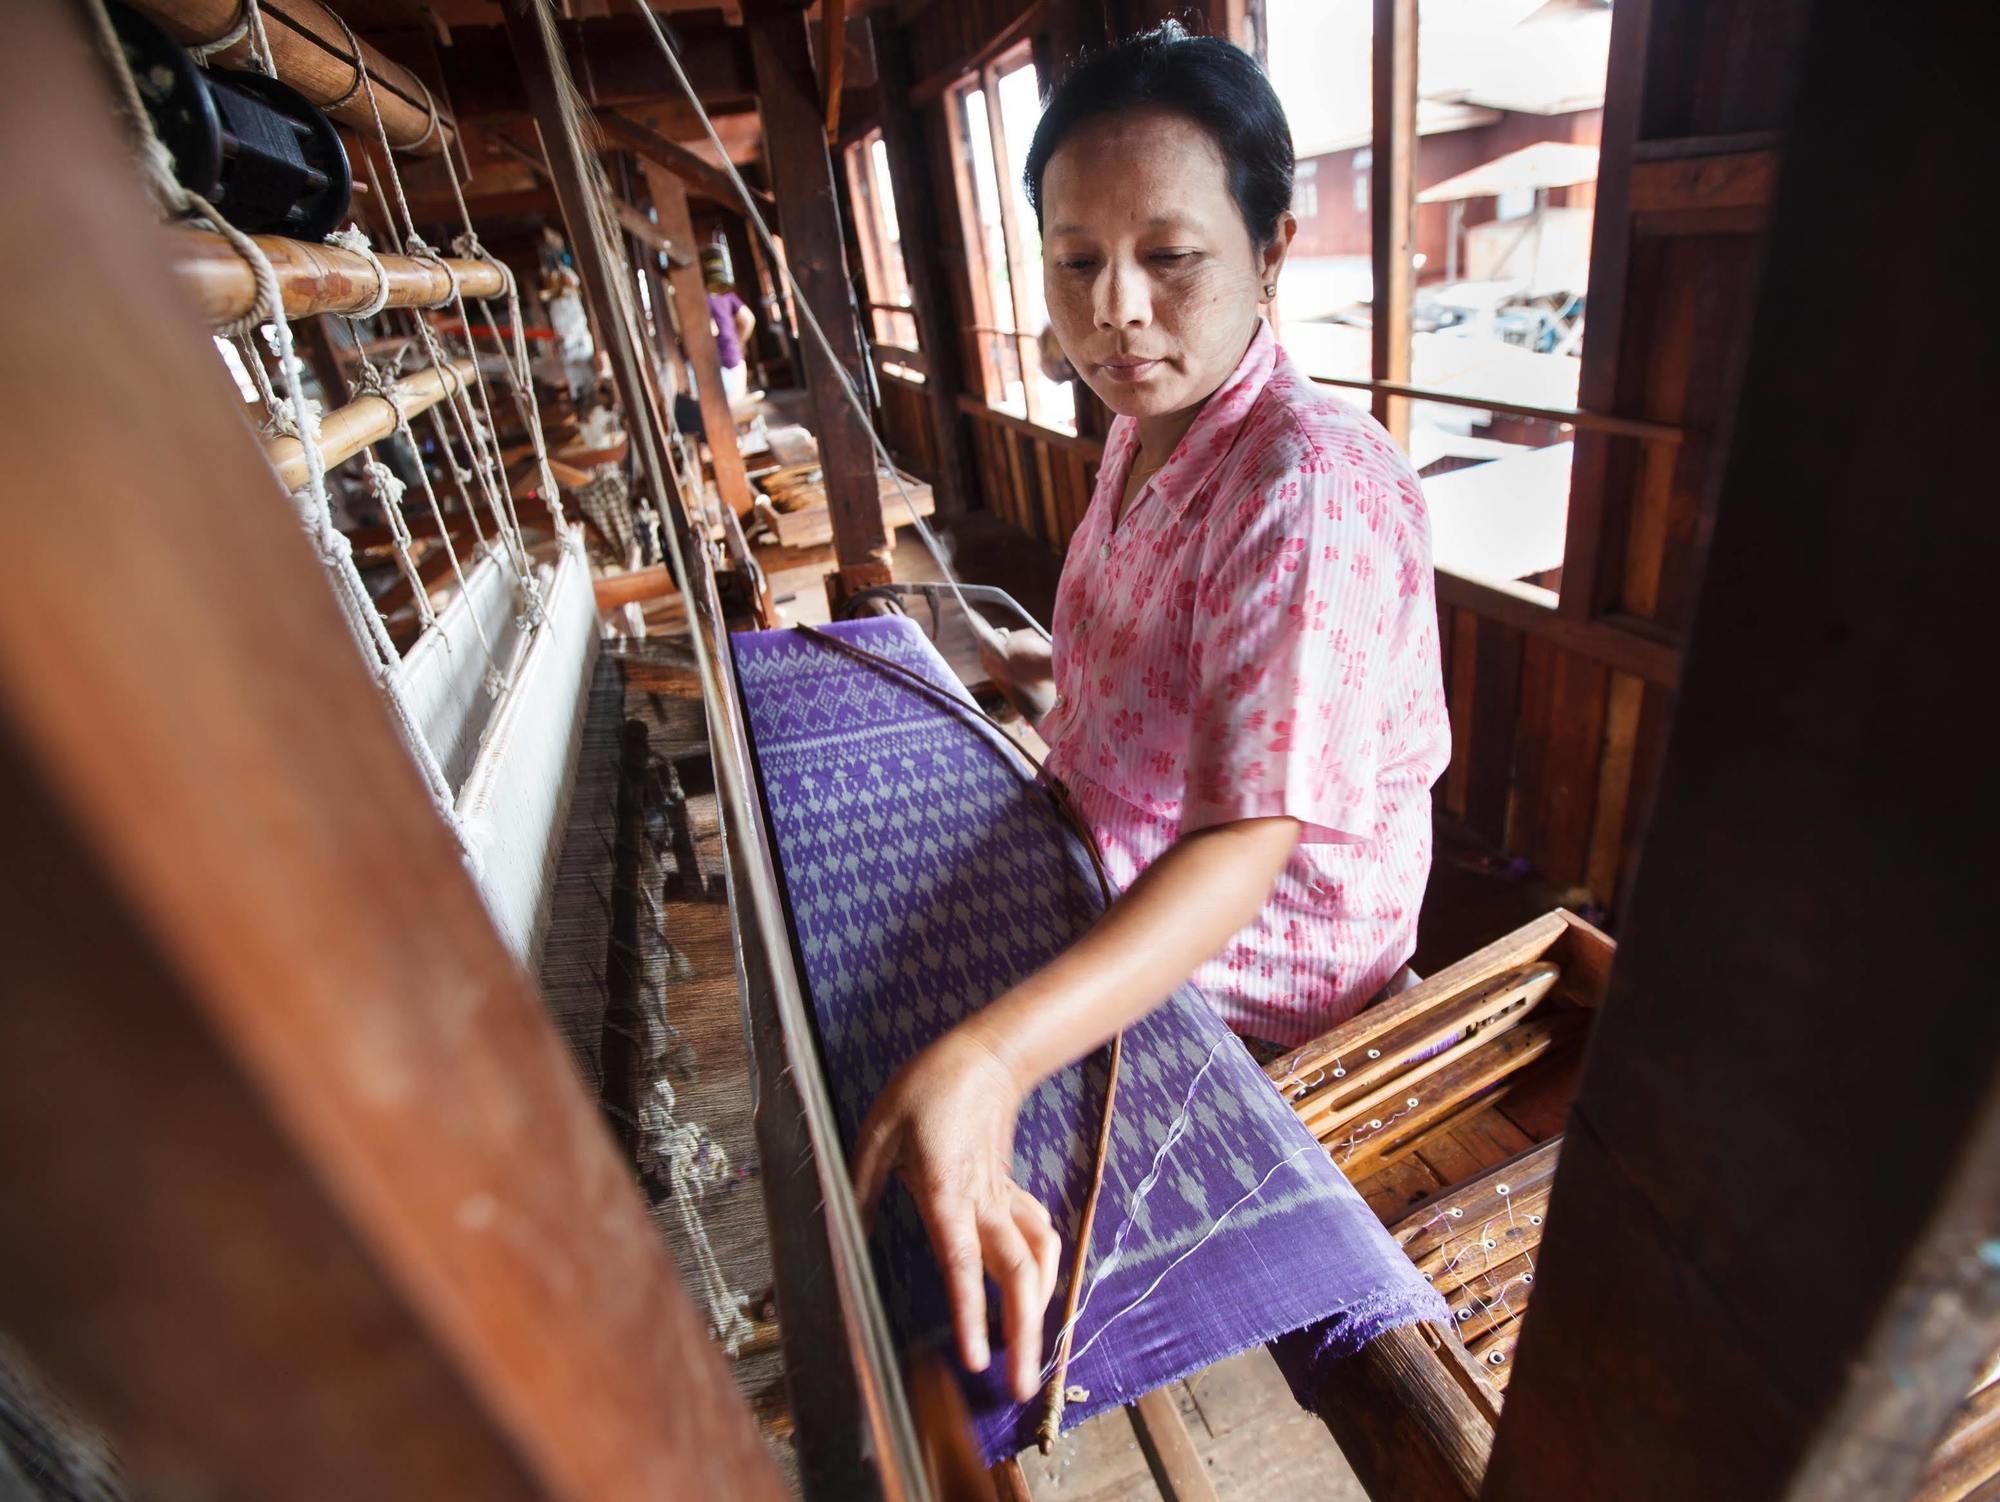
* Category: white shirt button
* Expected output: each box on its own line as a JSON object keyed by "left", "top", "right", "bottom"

{"left": 1054, "top": 694, "right": 1067, "bottom": 710}
{"left": 1097, "top": 540, "right": 1110, "bottom": 561}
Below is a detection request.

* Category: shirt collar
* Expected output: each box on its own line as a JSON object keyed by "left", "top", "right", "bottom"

{"left": 1110, "top": 319, "right": 1278, "bottom": 521}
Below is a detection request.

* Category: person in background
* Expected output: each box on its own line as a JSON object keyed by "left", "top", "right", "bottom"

{"left": 707, "top": 271, "right": 757, "bottom": 403}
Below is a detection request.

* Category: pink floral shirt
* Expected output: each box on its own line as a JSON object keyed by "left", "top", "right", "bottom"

{"left": 1041, "top": 321, "right": 1449, "bottom": 1046}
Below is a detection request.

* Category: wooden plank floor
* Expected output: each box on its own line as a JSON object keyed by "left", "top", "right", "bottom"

{"left": 1016, "top": 1349, "right": 1368, "bottom": 1501}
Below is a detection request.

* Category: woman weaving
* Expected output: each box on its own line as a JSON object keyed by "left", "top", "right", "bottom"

{"left": 852, "top": 25, "right": 1449, "bottom": 1405}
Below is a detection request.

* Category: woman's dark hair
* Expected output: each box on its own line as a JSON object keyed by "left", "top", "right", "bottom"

{"left": 1023, "top": 22, "right": 1294, "bottom": 246}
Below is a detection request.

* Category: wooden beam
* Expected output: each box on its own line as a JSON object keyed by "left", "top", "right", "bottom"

{"left": 172, "top": 227, "right": 505, "bottom": 327}
{"left": 1555, "top": 0, "right": 1648, "bottom": 623}
{"left": 264, "top": 360, "right": 476, "bottom": 488}
{"left": 869, "top": 14, "right": 974, "bottom": 516}
{"left": 0, "top": 10, "right": 786, "bottom": 1497}
{"left": 1312, "top": 1323, "right": 1492, "bottom": 1501}
{"left": 596, "top": 109, "right": 775, "bottom": 212}
{"left": 642, "top": 165, "right": 755, "bottom": 519}
{"left": 1485, "top": 4, "right": 2000, "bottom": 1494}
{"left": 820, "top": 0, "right": 848, "bottom": 140}
{"left": 747, "top": 2, "right": 892, "bottom": 598}
{"left": 489, "top": 131, "right": 693, "bottom": 266}
{"left": 126, "top": 0, "right": 455, "bottom": 154}
{"left": 593, "top": 562, "right": 680, "bottom": 611}
{"left": 503, "top": 0, "right": 686, "bottom": 555}
{"left": 1369, "top": 0, "right": 1416, "bottom": 447}
{"left": 440, "top": 18, "right": 757, "bottom": 123}
{"left": 1128, "top": 1390, "right": 1221, "bottom": 1502}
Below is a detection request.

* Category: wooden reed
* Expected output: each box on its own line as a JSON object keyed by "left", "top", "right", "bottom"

{"left": 1325, "top": 1016, "right": 1573, "bottom": 1178}
{"left": 174, "top": 228, "right": 503, "bottom": 327}
{"left": 1293, "top": 964, "right": 1560, "bottom": 1136}
{"left": 1265, "top": 912, "right": 1569, "bottom": 1088}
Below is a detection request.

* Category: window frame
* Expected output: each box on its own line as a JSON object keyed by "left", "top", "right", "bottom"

{"left": 1252, "top": 0, "right": 1679, "bottom": 628}
{"left": 841, "top": 128, "right": 925, "bottom": 381}
{"left": 947, "top": 42, "right": 1073, "bottom": 432}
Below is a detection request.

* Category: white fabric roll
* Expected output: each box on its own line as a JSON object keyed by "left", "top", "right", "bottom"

{"left": 455, "top": 536, "right": 601, "bottom": 966}
{"left": 391, "top": 549, "right": 523, "bottom": 791}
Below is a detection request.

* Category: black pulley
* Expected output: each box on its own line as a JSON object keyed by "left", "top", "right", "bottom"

{"left": 107, "top": 0, "right": 352, "bottom": 241}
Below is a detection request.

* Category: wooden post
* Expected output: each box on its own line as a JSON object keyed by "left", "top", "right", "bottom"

{"left": 746, "top": 0, "right": 893, "bottom": 606}
{"left": 0, "top": 8, "right": 785, "bottom": 1496}
{"left": 1483, "top": 5, "right": 2000, "bottom": 1496}
{"left": 641, "top": 163, "right": 755, "bottom": 519}
{"left": 501, "top": 0, "right": 684, "bottom": 553}
{"left": 1369, "top": 0, "right": 1416, "bottom": 449}
{"left": 870, "top": 13, "right": 974, "bottom": 517}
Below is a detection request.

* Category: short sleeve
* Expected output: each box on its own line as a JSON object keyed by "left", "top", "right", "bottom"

{"left": 1180, "top": 437, "right": 1423, "bottom": 844}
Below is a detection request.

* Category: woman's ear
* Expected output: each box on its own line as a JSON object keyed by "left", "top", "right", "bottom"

{"left": 1259, "top": 211, "right": 1298, "bottom": 301}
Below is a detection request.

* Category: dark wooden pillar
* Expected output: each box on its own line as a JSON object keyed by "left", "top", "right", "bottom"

{"left": 1483, "top": 4, "right": 2000, "bottom": 1497}
{"left": 642, "top": 162, "right": 755, "bottom": 519}
{"left": 870, "top": 12, "right": 975, "bottom": 518}
{"left": 746, "top": 0, "right": 892, "bottom": 604}
{"left": 1369, "top": 0, "right": 1415, "bottom": 449}
{"left": 501, "top": 0, "right": 684, "bottom": 551}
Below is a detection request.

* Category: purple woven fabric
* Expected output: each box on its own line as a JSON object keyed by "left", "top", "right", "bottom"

{"left": 734, "top": 618, "right": 1446, "bottom": 1460}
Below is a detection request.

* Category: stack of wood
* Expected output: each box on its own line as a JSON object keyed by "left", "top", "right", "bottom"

{"left": 1275, "top": 913, "right": 2000, "bottom": 1501}
{"left": 751, "top": 463, "right": 935, "bottom": 550}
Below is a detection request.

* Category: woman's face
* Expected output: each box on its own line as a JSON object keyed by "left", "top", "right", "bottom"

{"left": 1041, "top": 108, "right": 1293, "bottom": 425}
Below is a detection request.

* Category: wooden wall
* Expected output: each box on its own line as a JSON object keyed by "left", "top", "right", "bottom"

{"left": 960, "top": 404, "right": 1101, "bottom": 553}
{"left": 872, "top": 0, "right": 1799, "bottom": 918}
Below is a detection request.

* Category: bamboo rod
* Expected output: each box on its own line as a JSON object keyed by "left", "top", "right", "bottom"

{"left": 174, "top": 227, "right": 503, "bottom": 327}
{"left": 125, "top": 0, "right": 455, "bottom": 154}
{"left": 264, "top": 360, "right": 474, "bottom": 487}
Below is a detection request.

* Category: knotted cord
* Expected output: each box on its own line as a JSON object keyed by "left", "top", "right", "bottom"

{"left": 81, "top": 0, "right": 461, "bottom": 828}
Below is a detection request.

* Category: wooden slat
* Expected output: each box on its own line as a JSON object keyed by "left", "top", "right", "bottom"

{"left": 1583, "top": 672, "right": 1645, "bottom": 905}
{"left": 596, "top": 109, "right": 775, "bottom": 211}
{"left": 1534, "top": 653, "right": 1609, "bottom": 889}
{"left": 1629, "top": 148, "right": 1778, "bottom": 226}
{"left": 1444, "top": 608, "right": 1476, "bottom": 817}
{"left": 642, "top": 166, "right": 754, "bottom": 518}
{"left": 749, "top": 6, "right": 892, "bottom": 594}
{"left": 1265, "top": 911, "right": 1568, "bottom": 1089}
{"left": 1464, "top": 618, "right": 1524, "bottom": 845}
{"left": 1435, "top": 571, "right": 1682, "bottom": 685}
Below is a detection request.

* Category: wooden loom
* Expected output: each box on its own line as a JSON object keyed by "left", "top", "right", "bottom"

{"left": 4, "top": 1, "right": 1998, "bottom": 1500}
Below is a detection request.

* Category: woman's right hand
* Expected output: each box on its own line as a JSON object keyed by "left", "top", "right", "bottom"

{"left": 852, "top": 1026, "right": 1061, "bottom": 1401}
{"left": 978, "top": 627, "right": 1057, "bottom": 725}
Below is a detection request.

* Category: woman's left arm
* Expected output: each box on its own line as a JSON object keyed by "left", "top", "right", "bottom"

{"left": 851, "top": 814, "right": 1299, "bottom": 1400}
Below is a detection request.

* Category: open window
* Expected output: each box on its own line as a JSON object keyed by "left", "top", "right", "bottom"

{"left": 1264, "top": 0, "right": 1620, "bottom": 600}
{"left": 843, "top": 129, "right": 923, "bottom": 383}
{"left": 947, "top": 42, "right": 1076, "bottom": 435}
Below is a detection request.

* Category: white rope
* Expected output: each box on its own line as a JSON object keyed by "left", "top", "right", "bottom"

{"left": 350, "top": 86, "right": 546, "bottom": 622}
{"left": 626, "top": 0, "right": 1014, "bottom": 647}
{"left": 81, "top": 0, "right": 463, "bottom": 830}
